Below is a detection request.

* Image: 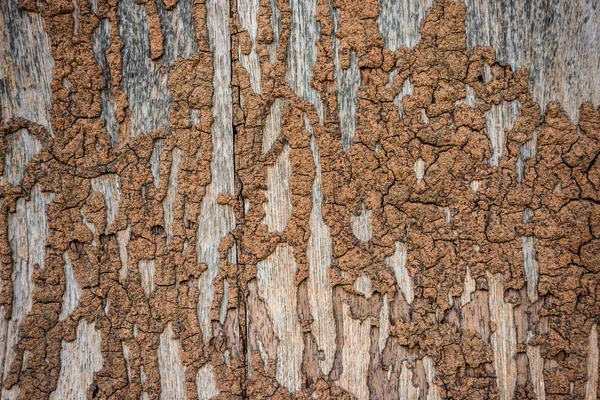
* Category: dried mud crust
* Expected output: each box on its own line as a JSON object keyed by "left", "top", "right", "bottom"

{"left": 0, "top": 0, "right": 598, "bottom": 399}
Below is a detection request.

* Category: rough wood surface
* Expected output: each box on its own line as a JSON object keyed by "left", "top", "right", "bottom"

{"left": 0, "top": 0, "right": 599, "bottom": 398}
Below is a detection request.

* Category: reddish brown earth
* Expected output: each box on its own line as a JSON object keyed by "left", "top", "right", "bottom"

{"left": 0, "top": 0, "right": 598, "bottom": 398}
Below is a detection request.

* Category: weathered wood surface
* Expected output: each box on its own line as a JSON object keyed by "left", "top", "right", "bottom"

{"left": 0, "top": 0, "right": 599, "bottom": 398}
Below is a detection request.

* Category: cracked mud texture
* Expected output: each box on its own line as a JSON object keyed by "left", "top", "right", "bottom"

{"left": 0, "top": 0, "right": 599, "bottom": 399}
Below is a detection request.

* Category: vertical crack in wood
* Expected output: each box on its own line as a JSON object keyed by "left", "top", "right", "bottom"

{"left": 329, "top": 2, "right": 360, "bottom": 151}
{"left": 92, "top": 18, "right": 119, "bottom": 145}
{"left": 196, "top": 0, "right": 236, "bottom": 345}
{"left": 306, "top": 116, "right": 336, "bottom": 376}
{"left": 486, "top": 271, "right": 517, "bottom": 400}
{"left": 268, "top": 0, "right": 280, "bottom": 63}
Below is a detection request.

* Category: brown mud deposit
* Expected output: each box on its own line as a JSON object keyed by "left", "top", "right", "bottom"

{"left": 0, "top": 0, "right": 599, "bottom": 399}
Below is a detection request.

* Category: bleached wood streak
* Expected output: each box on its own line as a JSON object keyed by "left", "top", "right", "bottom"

{"left": 423, "top": 356, "right": 441, "bottom": 400}
{"left": 526, "top": 332, "right": 545, "bottom": 400}
{"left": 59, "top": 252, "right": 81, "bottom": 321}
{"left": 158, "top": 322, "right": 188, "bottom": 400}
{"left": 386, "top": 241, "right": 414, "bottom": 304}
{"left": 262, "top": 144, "right": 292, "bottom": 232}
{"left": 156, "top": 0, "right": 198, "bottom": 66}
{"left": 460, "top": 265, "right": 475, "bottom": 307}
{"left": 138, "top": 259, "right": 156, "bottom": 297}
{"left": 2, "top": 186, "right": 54, "bottom": 398}
{"left": 118, "top": 0, "right": 171, "bottom": 137}
{"left": 1, "top": 130, "right": 42, "bottom": 187}
{"left": 196, "top": 0, "right": 236, "bottom": 344}
{"left": 421, "top": 109, "right": 429, "bottom": 124}
{"left": 0, "top": 8, "right": 54, "bottom": 393}
{"left": 377, "top": 0, "right": 434, "bottom": 51}
{"left": 378, "top": 294, "right": 389, "bottom": 355}
{"left": 0, "top": 0, "right": 54, "bottom": 132}
{"left": 516, "top": 130, "right": 537, "bottom": 187}
{"left": 485, "top": 99, "right": 520, "bottom": 167}
{"left": 92, "top": 18, "right": 119, "bottom": 144}
{"left": 399, "top": 360, "right": 420, "bottom": 399}
{"left": 237, "top": 0, "right": 261, "bottom": 93}
{"left": 306, "top": 116, "right": 336, "bottom": 375}
{"left": 413, "top": 158, "right": 425, "bottom": 183}
{"left": 117, "top": 222, "right": 131, "bottom": 282}
{"left": 197, "top": 364, "right": 219, "bottom": 400}
{"left": 164, "top": 148, "right": 182, "bottom": 245}
{"left": 72, "top": 0, "right": 80, "bottom": 35}
{"left": 256, "top": 244, "right": 303, "bottom": 393}
{"left": 50, "top": 319, "right": 103, "bottom": 400}
{"left": 461, "top": 289, "right": 491, "bottom": 344}
{"left": 464, "top": 0, "right": 600, "bottom": 122}
{"left": 521, "top": 208, "right": 539, "bottom": 303}
{"left": 268, "top": 0, "right": 281, "bottom": 63}
{"left": 338, "top": 302, "right": 371, "bottom": 400}
{"left": 395, "top": 78, "right": 414, "bottom": 119}
{"left": 486, "top": 271, "right": 517, "bottom": 400}
{"left": 585, "top": 324, "right": 598, "bottom": 400}
{"left": 262, "top": 99, "right": 285, "bottom": 154}
{"left": 351, "top": 203, "right": 373, "bottom": 242}
{"left": 151, "top": 139, "right": 165, "bottom": 189}
{"left": 122, "top": 342, "right": 132, "bottom": 383}
{"left": 456, "top": 85, "right": 477, "bottom": 108}
{"left": 330, "top": 5, "right": 360, "bottom": 151}
{"left": 522, "top": 236, "right": 539, "bottom": 303}
{"left": 287, "top": 0, "right": 324, "bottom": 122}
{"left": 0, "top": 7, "right": 55, "bottom": 390}
{"left": 354, "top": 271, "right": 373, "bottom": 299}
{"left": 91, "top": 174, "right": 121, "bottom": 234}
{"left": 219, "top": 280, "right": 229, "bottom": 325}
